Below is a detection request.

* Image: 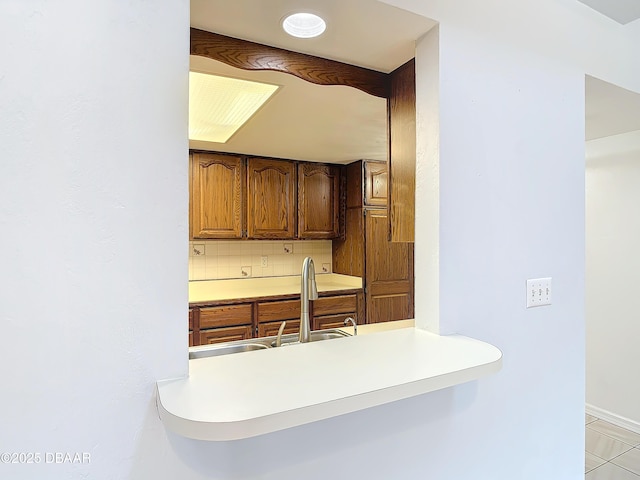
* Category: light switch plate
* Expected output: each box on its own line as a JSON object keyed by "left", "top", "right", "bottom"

{"left": 526, "top": 277, "right": 552, "bottom": 308}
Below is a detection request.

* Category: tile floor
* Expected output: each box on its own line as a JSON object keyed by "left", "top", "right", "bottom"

{"left": 585, "top": 414, "right": 640, "bottom": 478}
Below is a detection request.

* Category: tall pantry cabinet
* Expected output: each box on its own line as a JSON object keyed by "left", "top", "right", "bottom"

{"left": 332, "top": 160, "right": 414, "bottom": 324}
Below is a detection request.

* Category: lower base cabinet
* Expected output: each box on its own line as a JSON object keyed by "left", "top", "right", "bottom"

{"left": 257, "top": 321, "right": 300, "bottom": 338}
{"left": 199, "top": 325, "right": 253, "bottom": 345}
{"left": 189, "top": 291, "right": 362, "bottom": 347}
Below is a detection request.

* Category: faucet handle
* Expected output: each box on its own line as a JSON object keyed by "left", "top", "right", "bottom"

{"left": 344, "top": 317, "right": 357, "bottom": 335}
{"left": 275, "top": 321, "right": 287, "bottom": 347}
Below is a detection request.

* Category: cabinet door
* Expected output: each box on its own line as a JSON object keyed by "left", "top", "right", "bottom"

{"left": 190, "top": 152, "right": 244, "bottom": 239}
{"left": 364, "top": 161, "right": 387, "bottom": 207}
{"left": 199, "top": 325, "right": 253, "bottom": 345}
{"left": 298, "top": 163, "right": 341, "bottom": 239}
{"left": 246, "top": 158, "right": 296, "bottom": 239}
{"left": 365, "top": 209, "right": 414, "bottom": 323}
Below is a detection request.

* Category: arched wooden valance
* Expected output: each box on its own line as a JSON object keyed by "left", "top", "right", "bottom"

{"left": 190, "top": 28, "right": 390, "bottom": 98}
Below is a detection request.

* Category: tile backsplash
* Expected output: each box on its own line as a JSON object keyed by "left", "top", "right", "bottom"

{"left": 189, "top": 240, "right": 333, "bottom": 281}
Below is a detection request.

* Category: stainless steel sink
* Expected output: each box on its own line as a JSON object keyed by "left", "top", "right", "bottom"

{"left": 270, "top": 329, "right": 350, "bottom": 347}
{"left": 189, "top": 329, "right": 350, "bottom": 359}
{"left": 189, "top": 342, "right": 270, "bottom": 359}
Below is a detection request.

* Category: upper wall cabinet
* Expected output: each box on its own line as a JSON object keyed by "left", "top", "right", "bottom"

{"left": 298, "top": 163, "right": 341, "bottom": 239}
{"left": 190, "top": 152, "right": 244, "bottom": 239}
{"left": 364, "top": 160, "right": 388, "bottom": 207}
{"left": 246, "top": 157, "right": 297, "bottom": 239}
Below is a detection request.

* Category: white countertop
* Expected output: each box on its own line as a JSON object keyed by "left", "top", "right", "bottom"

{"left": 189, "top": 273, "right": 362, "bottom": 303}
{"left": 156, "top": 325, "right": 502, "bottom": 441}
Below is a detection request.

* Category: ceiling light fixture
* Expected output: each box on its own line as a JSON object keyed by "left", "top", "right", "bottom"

{"left": 282, "top": 13, "right": 326, "bottom": 38}
{"left": 189, "top": 72, "right": 279, "bottom": 144}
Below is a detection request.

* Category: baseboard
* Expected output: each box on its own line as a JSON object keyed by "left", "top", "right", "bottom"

{"left": 586, "top": 404, "right": 640, "bottom": 435}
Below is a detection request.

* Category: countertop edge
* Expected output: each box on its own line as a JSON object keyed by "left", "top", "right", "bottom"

{"left": 188, "top": 287, "right": 362, "bottom": 307}
{"left": 156, "top": 329, "right": 502, "bottom": 441}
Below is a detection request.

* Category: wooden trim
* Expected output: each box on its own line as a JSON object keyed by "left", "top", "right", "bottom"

{"left": 388, "top": 59, "right": 416, "bottom": 242}
{"left": 190, "top": 28, "right": 390, "bottom": 99}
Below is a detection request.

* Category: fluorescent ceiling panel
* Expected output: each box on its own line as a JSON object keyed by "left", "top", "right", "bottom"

{"left": 189, "top": 72, "right": 279, "bottom": 143}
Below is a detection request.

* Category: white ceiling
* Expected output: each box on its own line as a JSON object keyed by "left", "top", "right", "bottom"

{"left": 191, "top": 0, "right": 437, "bottom": 73}
{"left": 190, "top": 1, "right": 640, "bottom": 161}
{"left": 189, "top": 0, "right": 435, "bottom": 163}
{"left": 576, "top": 0, "right": 640, "bottom": 24}
{"left": 586, "top": 76, "right": 640, "bottom": 141}
{"left": 189, "top": 56, "right": 388, "bottom": 163}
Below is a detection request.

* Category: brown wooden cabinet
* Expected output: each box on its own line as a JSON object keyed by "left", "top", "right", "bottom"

{"left": 189, "top": 308, "right": 195, "bottom": 347}
{"left": 246, "top": 157, "right": 296, "bottom": 239}
{"left": 200, "top": 325, "right": 253, "bottom": 345}
{"left": 190, "top": 152, "right": 344, "bottom": 240}
{"left": 311, "top": 294, "right": 359, "bottom": 330}
{"left": 298, "top": 163, "right": 341, "bottom": 239}
{"left": 364, "top": 161, "right": 388, "bottom": 207}
{"left": 364, "top": 209, "right": 413, "bottom": 323}
{"left": 197, "top": 303, "right": 253, "bottom": 345}
{"left": 389, "top": 59, "right": 416, "bottom": 242}
{"left": 189, "top": 290, "right": 362, "bottom": 346}
{"left": 190, "top": 152, "right": 244, "bottom": 239}
{"left": 333, "top": 160, "right": 414, "bottom": 324}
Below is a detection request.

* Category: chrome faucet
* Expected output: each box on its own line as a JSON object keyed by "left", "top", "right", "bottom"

{"left": 344, "top": 317, "right": 357, "bottom": 335}
{"left": 300, "top": 257, "right": 318, "bottom": 343}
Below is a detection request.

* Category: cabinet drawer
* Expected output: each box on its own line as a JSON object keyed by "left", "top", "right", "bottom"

{"left": 258, "top": 320, "right": 300, "bottom": 338}
{"left": 257, "top": 300, "right": 301, "bottom": 323}
{"left": 313, "top": 295, "right": 357, "bottom": 316}
{"left": 313, "top": 313, "right": 357, "bottom": 331}
{"left": 199, "top": 325, "right": 253, "bottom": 345}
{"left": 199, "top": 304, "right": 252, "bottom": 329}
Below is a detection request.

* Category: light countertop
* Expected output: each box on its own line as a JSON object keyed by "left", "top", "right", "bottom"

{"left": 189, "top": 273, "right": 362, "bottom": 304}
{"left": 157, "top": 323, "right": 502, "bottom": 441}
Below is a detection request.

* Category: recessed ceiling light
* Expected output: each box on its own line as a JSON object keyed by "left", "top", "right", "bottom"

{"left": 282, "top": 13, "right": 326, "bottom": 39}
{"left": 189, "top": 72, "right": 279, "bottom": 144}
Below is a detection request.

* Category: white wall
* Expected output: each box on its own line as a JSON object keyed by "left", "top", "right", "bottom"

{"left": 1, "top": 0, "right": 640, "bottom": 479}
{"left": 586, "top": 130, "right": 640, "bottom": 430}
{"left": 0, "top": 1, "right": 189, "bottom": 478}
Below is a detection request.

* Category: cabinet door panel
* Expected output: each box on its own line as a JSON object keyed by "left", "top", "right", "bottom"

{"left": 364, "top": 161, "right": 388, "bottom": 206}
{"left": 199, "top": 325, "right": 252, "bottom": 345}
{"left": 367, "top": 294, "right": 412, "bottom": 324}
{"left": 247, "top": 158, "right": 296, "bottom": 239}
{"left": 190, "top": 153, "right": 244, "bottom": 239}
{"left": 298, "top": 163, "right": 340, "bottom": 239}
{"left": 365, "top": 209, "right": 413, "bottom": 323}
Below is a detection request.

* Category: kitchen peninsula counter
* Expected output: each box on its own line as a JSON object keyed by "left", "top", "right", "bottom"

{"left": 157, "top": 323, "right": 502, "bottom": 441}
